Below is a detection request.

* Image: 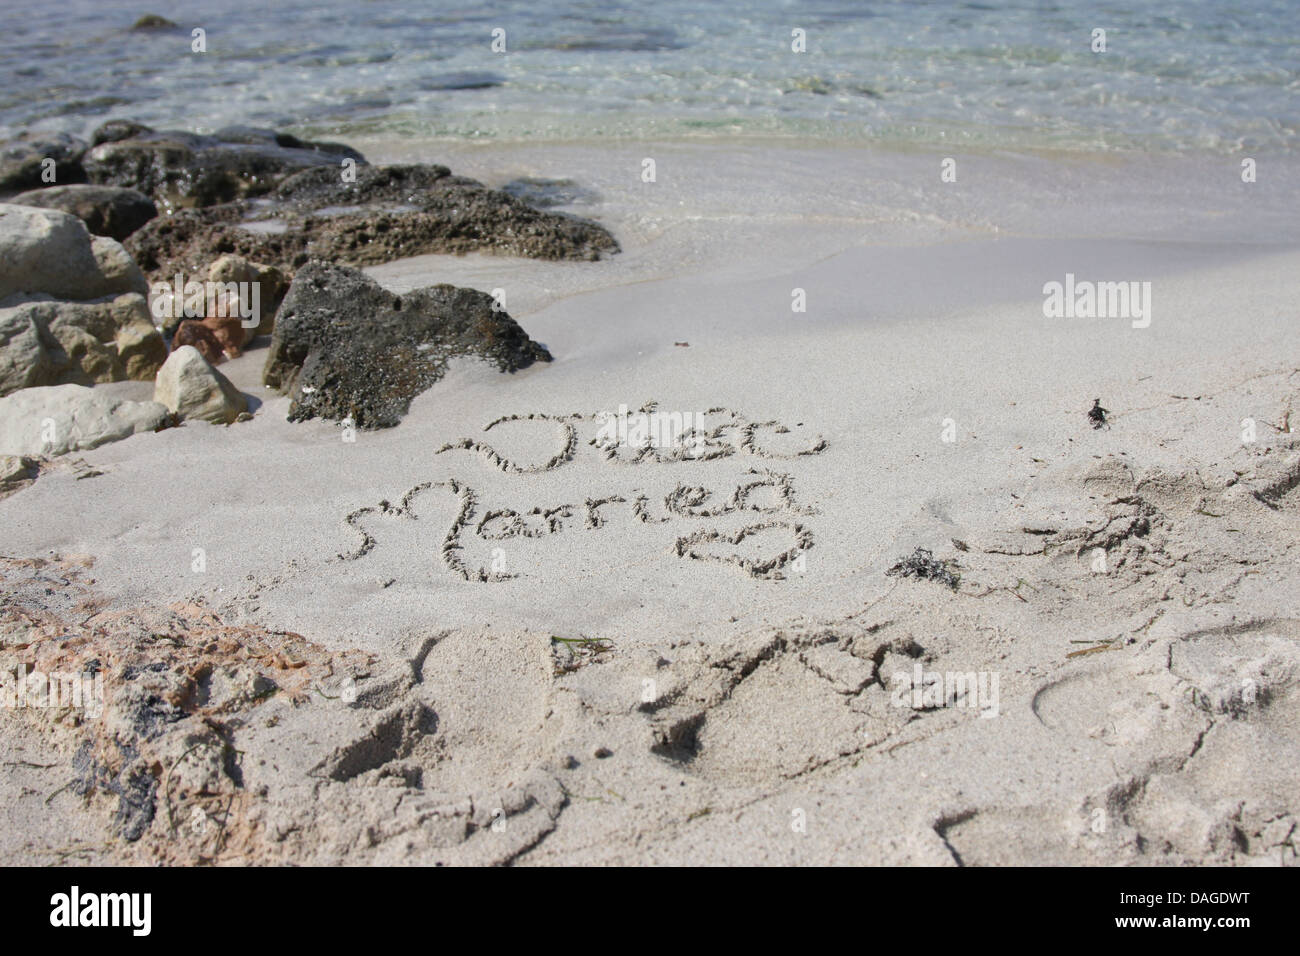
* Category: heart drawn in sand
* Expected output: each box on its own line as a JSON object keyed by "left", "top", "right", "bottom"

{"left": 673, "top": 521, "right": 814, "bottom": 580}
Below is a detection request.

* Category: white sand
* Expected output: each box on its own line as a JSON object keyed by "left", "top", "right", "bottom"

{"left": 2, "top": 143, "right": 1297, "bottom": 865}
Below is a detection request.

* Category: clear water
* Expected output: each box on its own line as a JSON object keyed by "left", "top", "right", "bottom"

{"left": 1, "top": 0, "right": 1297, "bottom": 153}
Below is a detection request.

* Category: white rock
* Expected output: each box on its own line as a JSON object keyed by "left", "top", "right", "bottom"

{"left": 0, "top": 203, "right": 147, "bottom": 302}
{"left": 153, "top": 345, "right": 248, "bottom": 424}
{"left": 0, "top": 384, "right": 170, "bottom": 457}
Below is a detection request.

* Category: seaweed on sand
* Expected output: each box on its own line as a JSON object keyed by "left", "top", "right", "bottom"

{"left": 885, "top": 548, "right": 960, "bottom": 590}
{"left": 551, "top": 636, "right": 615, "bottom": 676}
{"left": 1088, "top": 398, "right": 1109, "bottom": 429}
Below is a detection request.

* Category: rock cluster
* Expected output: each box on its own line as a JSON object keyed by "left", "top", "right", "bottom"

{"left": 0, "top": 204, "right": 164, "bottom": 397}
{"left": 126, "top": 160, "right": 619, "bottom": 278}
{"left": 0, "top": 118, "right": 611, "bottom": 464}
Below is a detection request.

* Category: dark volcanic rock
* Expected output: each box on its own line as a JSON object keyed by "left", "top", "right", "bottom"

{"left": 416, "top": 70, "right": 506, "bottom": 90}
{"left": 82, "top": 121, "right": 368, "bottom": 212}
{"left": 0, "top": 133, "right": 89, "bottom": 193}
{"left": 271, "top": 162, "right": 454, "bottom": 209}
{"left": 91, "top": 119, "right": 153, "bottom": 147}
{"left": 126, "top": 162, "right": 620, "bottom": 277}
{"left": 131, "top": 14, "right": 179, "bottom": 30}
{"left": 10, "top": 183, "right": 157, "bottom": 239}
{"left": 210, "top": 125, "right": 363, "bottom": 161}
{"left": 264, "top": 261, "right": 551, "bottom": 428}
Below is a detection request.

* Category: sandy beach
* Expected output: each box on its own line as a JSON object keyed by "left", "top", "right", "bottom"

{"left": 1, "top": 1, "right": 1297, "bottom": 880}
{"left": 2, "top": 133, "right": 1297, "bottom": 865}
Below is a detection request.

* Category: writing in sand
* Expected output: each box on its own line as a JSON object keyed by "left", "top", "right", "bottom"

{"left": 339, "top": 403, "right": 829, "bottom": 581}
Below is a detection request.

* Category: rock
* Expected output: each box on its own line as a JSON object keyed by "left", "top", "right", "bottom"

{"left": 207, "top": 254, "right": 287, "bottom": 337}
{"left": 0, "top": 293, "right": 166, "bottom": 396}
{"left": 36, "top": 294, "right": 160, "bottom": 380}
{"left": 0, "top": 307, "right": 61, "bottom": 395}
{"left": 177, "top": 310, "right": 245, "bottom": 361}
{"left": 416, "top": 71, "right": 505, "bottom": 91}
{"left": 89, "top": 235, "right": 149, "bottom": 297}
{"left": 147, "top": 255, "right": 276, "bottom": 339}
{"left": 126, "top": 163, "right": 620, "bottom": 277}
{"left": 171, "top": 321, "right": 226, "bottom": 365}
{"left": 209, "top": 125, "right": 361, "bottom": 161}
{"left": 0, "top": 133, "right": 88, "bottom": 194}
{"left": 0, "top": 202, "right": 160, "bottom": 396}
{"left": 0, "top": 454, "right": 37, "bottom": 482}
{"left": 107, "top": 299, "right": 168, "bottom": 378}
{"left": 131, "top": 14, "right": 179, "bottom": 30}
{"left": 264, "top": 261, "right": 551, "bottom": 428}
{"left": 91, "top": 120, "right": 153, "bottom": 147}
{"left": 10, "top": 184, "right": 157, "bottom": 240}
{"left": 153, "top": 346, "right": 247, "bottom": 424}
{"left": 0, "top": 204, "right": 148, "bottom": 302}
{"left": 0, "top": 384, "right": 170, "bottom": 457}
{"left": 501, "top": 177, "right": 599, "bottom": 208}
{"left": 0, "top": 454, "right": 38, "bottom": 499}
{"left": 82, "top": 122, "right": 367, "bottom": 213}
{"left": 150, "top": 254, "right": 277, "bottom": 343}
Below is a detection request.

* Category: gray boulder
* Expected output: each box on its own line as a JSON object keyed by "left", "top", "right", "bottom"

{"left": 10, "top": 184, "right": 157, "bottom": 240}
{"left": 0, "top": 384, "right": 170, "bottom": 457}
{"left": 0, "top": 204, "right": 148, "bottom": 302}
{"left": 0, "top": 307, "right": 61, "bottom": 395}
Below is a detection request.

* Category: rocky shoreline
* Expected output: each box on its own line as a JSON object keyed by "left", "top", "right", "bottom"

{"left": 0, "top": 120, "right": 616, "bottom": 478}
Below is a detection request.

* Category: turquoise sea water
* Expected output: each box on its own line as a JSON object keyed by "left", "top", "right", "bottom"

{"left": 1, "top": 0, "right": 1297, "bottom": 153}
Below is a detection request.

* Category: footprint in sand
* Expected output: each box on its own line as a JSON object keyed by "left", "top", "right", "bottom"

{"left": 647, "top": 634, "right": 882, "bottom": 787}
{"left": 307, "top": 628, "right": 566, "bottom": 862}
{"left": 1032, "top": 619, "right": 1300, "bottom": 748}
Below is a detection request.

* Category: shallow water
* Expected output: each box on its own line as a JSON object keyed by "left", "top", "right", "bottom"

{"left": 2, "top": 0, "right": 1297, "bottom": 154}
